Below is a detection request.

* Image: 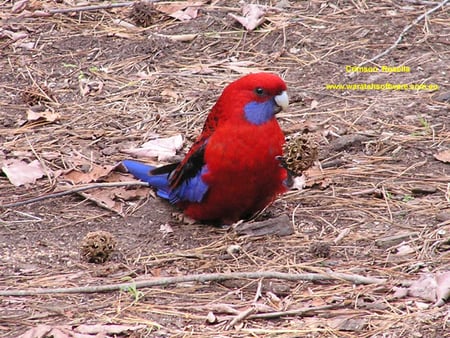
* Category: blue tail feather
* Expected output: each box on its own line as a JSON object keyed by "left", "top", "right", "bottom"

{"left": 122, "top": 160, "right": 171, "bottom": 199}
{"left": 122, "top": 159, "right": 209, "bottom": 204}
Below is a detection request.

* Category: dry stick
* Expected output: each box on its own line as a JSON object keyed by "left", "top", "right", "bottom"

{"left": 226, "top": 306, "right": 256, "bottom": 330}
{"left": 247, "top": 303, "right": 343, "bottom": 320}
{"left": 28, "top": 0, "right": 163, "bottom": 16}
{"left": 357, "top": 0, "right": 449, "bottom": 67}
{"left": 0, "top": 271, "right": 386, "bottom": 297}
{"left": 0, "top": 181, "right": 149, "bottom": 209}
{"left": 48, "top": 2, "right": 135, "bottom": 14}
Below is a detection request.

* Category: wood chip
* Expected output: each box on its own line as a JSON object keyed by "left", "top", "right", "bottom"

{"left": 233, "top": 214, "right": 294, "bottom": 237}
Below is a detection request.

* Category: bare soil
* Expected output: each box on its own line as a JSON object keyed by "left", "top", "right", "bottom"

{"left": 1, "top": 1, "right": 449, "bottom": 337}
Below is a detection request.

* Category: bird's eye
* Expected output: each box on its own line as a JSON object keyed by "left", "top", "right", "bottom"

{"left": 255, "top": 87, "right": 265, "bottom": 96}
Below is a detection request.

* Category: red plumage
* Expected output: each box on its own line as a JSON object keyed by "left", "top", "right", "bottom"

{"left": 174, "top": 73, "right": 289, "bottom": 223}
{"left": 124, "top": 73, "right": 289, "bottom": 224}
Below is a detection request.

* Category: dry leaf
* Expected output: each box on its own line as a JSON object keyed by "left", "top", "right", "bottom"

{"left": 310, "top": 99, "right": 319, "bottom": 109}
{"left": 26, "top": 109, "right": 60, "bottom": 123}
{"left": 406, "top": 274, "right": 438, "bottom": 302}
{"left": 18, "top": 323, "right": 146, "bottom": 338}
{"left": 76, "top": 324, "right": 146, "bottom": 335}
{"left": 435, "top": 271, "right": 450, "bottom": 306}
{"left": 15, "top": 41, "right": 35, "bottom": 50}
{"left": 228, "top": 4, "right": 268, "bottom": 31}
{"left": 160, "top": 223, "right": 174, "bottom": 234}
{"left": 60, "top": 164, "right": 150, "bottom": 215}
{"left": 292, "top": 175, "right": 306, "bottom": 190}
{"left": 12, "top": 0, "right": 29, "bottom": 13}
{"left": 395, "top": 244, "right": 415, "bottom": 256}
{"left": 1, "top": 29, "right": 28, "bottom": 41}
{"left": 393, "top": 271, "right": 450, "bottom": 306}
{"left": 17, "top": 325, "right": 70, "bottom": 338}
{"left": 434, "top": 149, "right": 450, "bottom": 163}
{"left": 155, "top": 1, "right": 205, "bottom": 21}
{"left": 303, "top": 166, "right": 331, "bottom": 189}
{"left": 114, "top": 187, "right": 149, "bottom": 201}
{"left": 161, "top": 88, "right": 180, "bottom": 100}
{"left": 2, "top": 159, "right": 45, "bottom": 186}
{"left": 266, "top": 291, "right": 283, "bottom": 310}
{"left": 122, "top": 134, "right": 184, "bottom": 161}
{"left": 63, "top": 164, "right": 116, "bottom": 184}
{"left": 79, "top": 78, "right": 104, "bottom": 96}
{"left": 79, "top": 189, "right": 124, "bottom": 215}
{"left": 329, "top": 317, "right": 368, "bottom": 331}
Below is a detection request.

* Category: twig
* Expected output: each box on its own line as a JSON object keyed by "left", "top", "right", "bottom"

{"left": 0, "top": 271, "right": 387, "bottom": 296}
{"left": 0, "top": 181, "right": 149, "bottom": 209}
{"left": 357, "top": 0, "right": 449, "bottom": 67}
{"left": 401, "top": 0, "right": 442, "bottom": 5}
{"left": 226, "top": 306, "right": 256, "bottom": 330}
{"left": 247, "top": 303, "right": 343, "bottom": 320}
{"left": 15, "top": 1, "right": 162, "bottom": 18}
{"left": 253, "top": 279, "right": 263, "bottom": 303}
{"left": 47, "top": 2, "right": 135, "bottom": 14}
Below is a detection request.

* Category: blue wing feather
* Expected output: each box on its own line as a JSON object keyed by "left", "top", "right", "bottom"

{"left": 169, "top": 166, "right": 209, "bottom": 204}
{"left": 122, "top": 159, "right": 209, "bottom": 204}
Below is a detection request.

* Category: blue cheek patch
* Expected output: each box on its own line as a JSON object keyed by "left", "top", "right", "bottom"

{"left": 244, "top": 99, "right": 277, "bottom": 125}
{"left": 169, "top": 165, "right": 209, "bottom": 204}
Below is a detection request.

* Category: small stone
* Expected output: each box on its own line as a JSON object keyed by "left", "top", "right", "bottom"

{"left": 226, "top": 244, "right": 241, "bottom": 255}
{"left": 205, "top": 311, "right": 217, "bottom": 324}
{"left": 411, "top": 186, "right": 437, "bottom": 195}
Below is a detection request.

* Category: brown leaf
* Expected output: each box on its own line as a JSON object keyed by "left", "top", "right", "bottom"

{"left": 122, "top": 134, "right": 184, "bottom": 161}
{"left": 12, "top": 0, "right": 29, "bottom": 13}
{"left": 26, "top": 109, "right": 61, "bottom": 122}
{"left": 79, "top": 189, "right": 123, "bottom": 215}
{"left": 18, "top": 323, "right": 146, "bottom": 338}
{"left": 75, "top": 324, "right": 147, "bottom": 335}
{"left": 18, "top": 325, "right": 73, "bottom": 338}
{"left": 160, "top": 223, "right": 174, "bottom": 234}
{"left": 155, "top": 1, "right": 205, "bottom": 21}
{"left": 434, "top": 149, "right": 450, "bottom": 163}
{"left": 329, "top": 317, "right": 368, "bottom": 331}
{"left": 113, "top": 186, "right": 149, "bottom": 201}
{"left": 228, "top": 4, "right": 268, "bottom": 31}
{"left": 1, "top": 159, "right": 45, "bottom": 186}
{"left": 1, "top": 29, "right": 28, "bottom": 41}
{"left": 303, "top": 166, "right": 331, "bottom": 189}
{"left": 79, "top": 78, "right": 104, "bottom": 96}
{"left": 62, "top": 164, "right": 116, "bottom": 184}
{"left": 393, "top": 272, "right": 450, "bottom": 305}
{"left": 435, "top": 271, "right": 450, "bottom": 306}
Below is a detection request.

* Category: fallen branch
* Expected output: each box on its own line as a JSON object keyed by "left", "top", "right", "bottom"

{"left": 0, "top": 271, "right": 386, "bottom": 296}
{"left": 226, "top": 306, "right": 256, "bottom": 330}
{"left": 357, "top": 0, "right": 449, "bottom": 67}
{"left": 47, "top": 2, "right": 135, "bottom": 14}
{"left": 0, "top": 181, "right": 149, "bottom": 209}
{"left": 247, "top": 303, "right": 343, "bottom": 320}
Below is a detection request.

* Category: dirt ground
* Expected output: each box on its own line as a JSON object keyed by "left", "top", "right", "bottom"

{"left": 1, "top": 0, "right": 449, "bottom": 337}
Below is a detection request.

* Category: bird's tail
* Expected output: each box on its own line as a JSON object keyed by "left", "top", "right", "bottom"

{"left": 122, "top": 160, "right": 171, "bottom": 199}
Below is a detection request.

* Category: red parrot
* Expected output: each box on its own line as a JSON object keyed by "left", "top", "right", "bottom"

{"left": 122, "top": 73, "right": 290, "bottom": 223}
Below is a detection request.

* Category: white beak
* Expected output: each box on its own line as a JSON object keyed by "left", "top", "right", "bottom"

{"left": 274, "top": 91, "right": 289, "bottom": 112}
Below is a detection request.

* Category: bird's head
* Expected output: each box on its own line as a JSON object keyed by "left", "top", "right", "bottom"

{"left": 217, "top": 73, "right": 289, "bottom": 125}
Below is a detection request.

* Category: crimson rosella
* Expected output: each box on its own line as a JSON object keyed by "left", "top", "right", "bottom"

{"left": 122, "top": 73, "right": 290, "bottom": 223}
